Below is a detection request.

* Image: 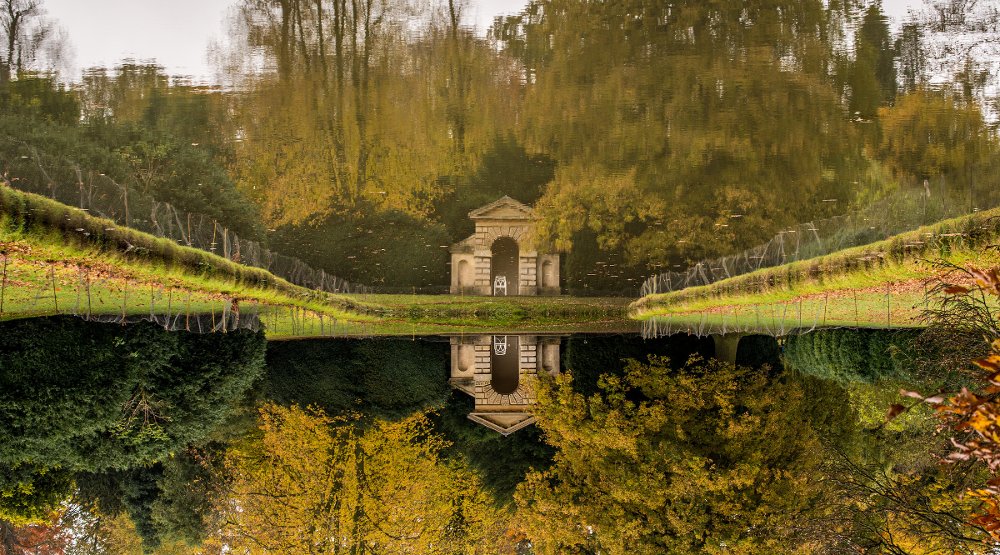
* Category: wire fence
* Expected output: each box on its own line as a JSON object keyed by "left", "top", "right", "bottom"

{"left": 0, "top": 134, "right": 369, "bottom": 295}
{"left": 0, "top": 255, "right": 383, "bottom": 336}
{"left": 0, "top": 257, "right": 260, "bottom": 332}
{"left": 640, "top": 183, "right": 1000, "bottom": 297}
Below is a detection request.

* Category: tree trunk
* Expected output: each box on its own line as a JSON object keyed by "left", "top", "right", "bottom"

{"left": 448, "top": 0, "right": 468, "bottom": 153}
{"left": 350, "top": 0, "right": 371, "bottom": 204}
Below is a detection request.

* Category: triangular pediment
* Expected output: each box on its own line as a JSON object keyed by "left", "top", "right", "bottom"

{"left": 468, "top": 196, "right": 535, "bottom": 221}
{"left": 467, "top": 412, "right": 537, "bottom": 436}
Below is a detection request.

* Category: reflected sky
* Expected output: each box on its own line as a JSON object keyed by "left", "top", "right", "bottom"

{"left": 40, "top": 0, "right": 922, "bottom": 83}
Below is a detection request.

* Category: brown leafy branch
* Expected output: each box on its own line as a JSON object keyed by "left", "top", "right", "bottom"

{"left": 899, "top": 264, "right": 1000, "bottom": 540}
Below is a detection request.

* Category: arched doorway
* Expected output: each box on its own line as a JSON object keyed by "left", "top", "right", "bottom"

{"left": 491, "top": 335, "right": 519, "bottom": 394}
{"left": 490, "top": 237, "right": 519, "bottom": 295}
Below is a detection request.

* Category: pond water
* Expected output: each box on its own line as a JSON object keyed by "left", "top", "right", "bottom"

{"left": 4, "top": 314, "right": 982, "bottom": 552}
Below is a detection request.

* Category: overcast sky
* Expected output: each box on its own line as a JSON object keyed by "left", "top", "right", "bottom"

{"left": 43, "top": 0, "right": 922, "bottom": 83}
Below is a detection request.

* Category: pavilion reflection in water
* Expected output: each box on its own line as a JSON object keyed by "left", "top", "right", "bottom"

{"left": 449, "top": 335, "right": 562, "bottom": 435}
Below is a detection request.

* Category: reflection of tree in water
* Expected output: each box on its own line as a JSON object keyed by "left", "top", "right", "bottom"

{"left": 3, "top": 322, "right": 989, "bottom": 552}
{"left": 267, "top": 337, "right": 553, "bottom": 503}
{"left": 0, "top": 316, "right": 265, "bottom": 545}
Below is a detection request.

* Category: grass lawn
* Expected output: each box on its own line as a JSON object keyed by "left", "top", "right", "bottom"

{"left": 265, "top": 303, "right": 637, "bottom": 339}
{"left": 365, "top": 293, "right": 631, "bottom": 331}
{"left": 638, "top": 282, "right": 930, "bottom": 337}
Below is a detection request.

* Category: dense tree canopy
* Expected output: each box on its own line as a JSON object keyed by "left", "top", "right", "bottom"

{"left": 0, "top": 66, "right": 264, "bottom": 239}
{"left": 0, "top": 317, "right": 266, "bottom": 525}
{"left": 501, "top": 0, "right": 868, "bottom": 271}
{"left": 0, "top": 317, "right": 265, "bottom": 471}
{"left": 783, "top": 328, "right": 917, "bottom": 383}
{"left": 878, "top": 89, "right": 995, "bottom": 208}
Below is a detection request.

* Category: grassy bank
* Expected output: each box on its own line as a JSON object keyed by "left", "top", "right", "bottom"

{"left": 1, "top": 187, "right": 632, "bottom": 336}
{"left": 632, "top": 207, "right": 1000, "bottom": 330}
{"left": 0, "top": 187, "right": 380, "bottom": 326}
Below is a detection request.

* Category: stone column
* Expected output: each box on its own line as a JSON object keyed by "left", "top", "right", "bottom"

{"left": 472, "top": 338, "right": 493, "bottom": 405}
{"left": 474, "top": 249, "right": 492, "bottom": 295}
{"left": 516, "top": 336, "right": 538, "bottom": 406}
{"left": 541, "top": 338, "right": 561, "bottom": 375}
{"left": 518, "top": 336, "right": 537, "bottom": 372}
{"left": 519, "top": 251, "right": 538, "bottom": 296}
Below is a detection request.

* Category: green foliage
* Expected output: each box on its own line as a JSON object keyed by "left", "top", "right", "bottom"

{"left": 0, "top": 74, "right": 81, "bottom": 125}
{"left": 0, "top": 316, "right": 266, "bottom": 471}
{"left": 560, "top": 227, "right": 647, "bottom": 295}
{"left": 433, "top": 134, "right": 556, "bottom": 240}
{"left": 563, "top": 333, "right": 713, "bottom": 397}
{"left": 79, "top": 63, "right": 231, "bottom": 154}
{"left": 0, "top": 70, "right": 262, "bottom": 239}
{"left": 149, "top": 450, "right": 219, "bottom": 547}
{"left": 0, "top": 317, "right": 171, "bottom": 469}
{"left": 897, "top": 23, "right": 925, "bottom": 93}
{"left": 83, "top": 120, "right": 262, "bottom": 239}
{"left": 848, "top": 3, "right": 897, "bottom": 119}
{"left": 504, "top": 0, "right": 866, "bottom": 272}
{"left": 820, "top": 442, "right": 991, "bottom": 553}
{"left": 264, "top": 338, "right": 450, "bottom": 419}
{"left": 119, "top": 467, "right": 164, "bottom": 551}
{"left": 783, "top": 328, "right": 919, "bottom": 384}
{"left": 846, "top": 379, "right": 937, "bottom": 433}
{"left": 103, "top": 454, "right": 220, "bottom": 552}
{"left": 878, "top": 90, "right": 995, "bottom": 203}
{"left": 0, "top": 463, "right": 74, "bottom": 526}
{"left": 0, "top": 315, "right": 263, "bottom": 546}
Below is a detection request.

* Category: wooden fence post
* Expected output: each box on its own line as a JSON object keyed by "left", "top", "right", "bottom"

{"left": 50, "top": 263, "right": 59, "bottom": 313}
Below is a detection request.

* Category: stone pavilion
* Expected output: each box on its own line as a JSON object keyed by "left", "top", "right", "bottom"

{"left": 449, "top": 196, "right": 560, "bottom": 295}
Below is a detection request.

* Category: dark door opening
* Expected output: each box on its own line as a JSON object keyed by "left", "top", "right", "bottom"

{"left": 491, "top": 335, "right": 519, "bottom": 395}
{"left": 490, "top": 237, "right": 519, "bottom": 295}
